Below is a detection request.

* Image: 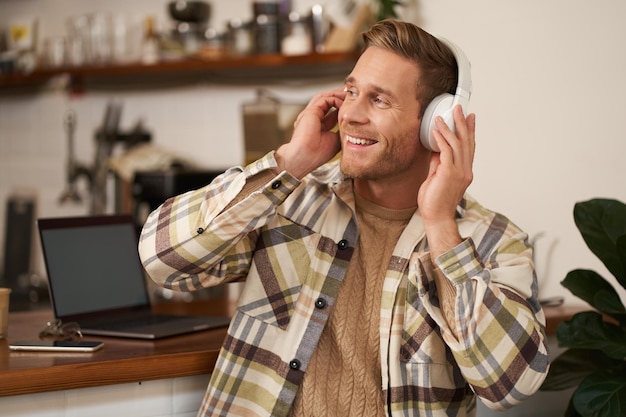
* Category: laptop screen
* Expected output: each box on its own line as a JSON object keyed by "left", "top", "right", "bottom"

{"left": 38, "top": 215, "right": 150, "bottom": 317}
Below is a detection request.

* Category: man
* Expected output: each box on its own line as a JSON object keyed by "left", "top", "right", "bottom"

{"left": 139, "top": 19, "right": 549, "bottom": 417}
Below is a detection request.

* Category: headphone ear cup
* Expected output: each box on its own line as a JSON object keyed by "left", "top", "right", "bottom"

{"left": 419, "top": 93, "right": 454, "bottom": 152}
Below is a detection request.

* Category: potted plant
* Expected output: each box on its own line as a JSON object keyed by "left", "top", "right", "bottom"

{"left": 376, "top": 0, "right": 404, "bottom": 20}
{"left": 540, "top": 198, "right": 626, "bottom": 417}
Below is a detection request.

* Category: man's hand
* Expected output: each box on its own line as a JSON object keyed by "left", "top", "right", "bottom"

{"left": 275, "top": 89, "right": 346, "bottom": 179}
{"left": 417, "top": 105, "right": 476, "bottom": 335}
{"left": 418, "top": 104, "right": 476, "bottom": 258}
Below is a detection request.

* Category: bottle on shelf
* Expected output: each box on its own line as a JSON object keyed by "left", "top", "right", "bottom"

{"left": 141, "top": 16, "right": 160, "bottom": 64}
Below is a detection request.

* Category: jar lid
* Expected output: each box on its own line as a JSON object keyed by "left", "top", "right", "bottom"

{"left": 228, "top": 18, "right": 253, "bottom": 30}
{"left": 256, "top": 14, "right": 279, "bottom": 25}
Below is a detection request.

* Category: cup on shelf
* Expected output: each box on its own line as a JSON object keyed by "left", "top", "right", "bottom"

{"left": 66, "top": 15, "right": 92, "bottom": 64}
{"left": 89, "top": 13, "right": 112, "bottom": 64}
{"left": 42, "top": 36, "right": 66, "bottom": 68}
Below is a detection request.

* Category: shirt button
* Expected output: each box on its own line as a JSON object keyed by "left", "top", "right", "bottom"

{"left": 337, "top": 239, "right": 348, "bottom": 250}
{"left": 196, "top": 227, "right": 205, "bottom": 234}
{"left": 271, "top": 180, "right": 282, "bottom": 189}
{"left": 314, "top": 298, "right": 327, "bottom": 309}
{"left": 289, "top": 359, "right": 301, "bottom": 370}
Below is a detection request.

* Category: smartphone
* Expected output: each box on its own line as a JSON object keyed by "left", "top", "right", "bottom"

{"left": 9, "top": 340, "right": 104, "bottom": 352}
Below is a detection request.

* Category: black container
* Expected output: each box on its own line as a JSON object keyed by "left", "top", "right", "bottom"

{"left": 168, "top": 1, "right": 211, "bottom": 23}
{"left": 255, "top": 14, "right": 280, "bottom": 54}
{"left": 252, "top": 0, "right": 289, "bottom": 54}
{"left": 253, "top": 1, "right": 280, "bottom": 16}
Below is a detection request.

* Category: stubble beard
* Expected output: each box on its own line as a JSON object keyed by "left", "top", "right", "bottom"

{"left": 340, "top": 135, "right": 419, "bottom": 181}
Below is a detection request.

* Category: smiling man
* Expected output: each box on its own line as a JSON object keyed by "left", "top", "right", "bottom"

{"left": 139, "top": 19, "right": 549, "bottom": 417}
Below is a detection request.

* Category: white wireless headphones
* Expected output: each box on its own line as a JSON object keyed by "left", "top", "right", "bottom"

{"left": 419, "top": 38, "right": 472, "bottom": 152}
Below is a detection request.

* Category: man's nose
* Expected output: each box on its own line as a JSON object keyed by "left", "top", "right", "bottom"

{"left": 340, "top": 98, "right": 369, "bottom": 124}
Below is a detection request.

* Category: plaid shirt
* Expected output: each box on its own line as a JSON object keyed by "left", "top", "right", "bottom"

{"left": 139, "top": 152, "right": 549, "bottom": 417}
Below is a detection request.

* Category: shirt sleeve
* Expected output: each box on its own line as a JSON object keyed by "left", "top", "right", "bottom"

{"left": 416, "top": 217, "right": 550, "bottom": 411}
{"left": 137, "top": 152, "right": 301, "bottom": 292}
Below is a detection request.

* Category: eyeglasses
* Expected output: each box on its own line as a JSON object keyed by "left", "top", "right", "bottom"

{"left": 39, "top": 319, "right": 83, "bottom": 341}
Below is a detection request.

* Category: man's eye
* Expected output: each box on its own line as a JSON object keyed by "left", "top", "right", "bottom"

{"left": 373, "top": 96, "right": 390, "bottom": 108}
{"left": 344, "top": 87, "right": 357, "bottom": 97}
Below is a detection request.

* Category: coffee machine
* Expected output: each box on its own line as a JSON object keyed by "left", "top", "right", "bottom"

{"left": 132, "top": 169, "right": 221, "bottom": 229}
{"left": 168, "top": 1, "right": 211, "bottom": 53}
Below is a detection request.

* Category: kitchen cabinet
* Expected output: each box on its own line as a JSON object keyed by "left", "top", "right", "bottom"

{"left": 0, "top": 51, "right": 360, "bottom": 93}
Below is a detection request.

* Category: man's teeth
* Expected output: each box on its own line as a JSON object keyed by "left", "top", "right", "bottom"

{"left": 347, "top": 135, "right": 376, "bottom": 145}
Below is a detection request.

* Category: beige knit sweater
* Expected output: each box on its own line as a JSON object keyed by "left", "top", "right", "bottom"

{"left": 289, "top": 194, "right": 415, "bottom": 417}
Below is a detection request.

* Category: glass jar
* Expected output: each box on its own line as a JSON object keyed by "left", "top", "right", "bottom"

{"left": 281, "top": 12, "right": 311, "bottom": 56}
{"left": 227, "top": 19, "right": 253, "bottom": 56}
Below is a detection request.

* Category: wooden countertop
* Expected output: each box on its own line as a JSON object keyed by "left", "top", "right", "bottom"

{"left": 0, "top": 297, "right": 585, "bottom": 397}
{"left": 0, "top": 298, "right": 236, "bottom": 397}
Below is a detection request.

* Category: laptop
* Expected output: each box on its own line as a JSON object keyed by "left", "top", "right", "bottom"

{"left": 37, "top": 214, "right": 231, "bottom": 339}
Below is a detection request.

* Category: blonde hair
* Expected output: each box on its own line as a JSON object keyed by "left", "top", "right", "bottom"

{"left": 361, "top": 19, "right": 457, "bottom": 116}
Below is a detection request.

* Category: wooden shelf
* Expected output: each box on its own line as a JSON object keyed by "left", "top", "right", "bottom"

{"left": 0, "top": 51, "right": 360, "bottom": 93}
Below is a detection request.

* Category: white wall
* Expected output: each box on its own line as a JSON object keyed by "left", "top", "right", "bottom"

{"left": 413, "top": 0, "right": 626, "bottom": 306}
{"left": 2, "top": 0, "right": 626, "bottom": 307}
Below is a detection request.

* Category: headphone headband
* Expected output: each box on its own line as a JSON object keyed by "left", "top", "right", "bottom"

{"left": 439, "top": 38, "right": 472, "bottom": 105}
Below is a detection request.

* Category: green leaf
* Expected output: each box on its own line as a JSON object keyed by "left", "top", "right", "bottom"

{"left": 616, "top": 235, "right": 626, "bottom": 290}
{"left": 557, "top": 311, "right": 626, "bottom": 360}
{"left": 541, "top": 349, "right": 610, "bottom": 391}
{"left": 572, "top": 372, "right": 626, "bottom": 417}
{"left": 574, "top": 199, "right": 626, "bottom": 288}
{"left": 562, "top": 270, "right": 626, "bottom": 319}
{"left": 565, "top": 398, "right": 584, "bottom": 417}
{"left": 554, "top": 198, "right": 626, "bottom": 417}
{"left": 376, "top": 0, "right": 404, "bottom": 20}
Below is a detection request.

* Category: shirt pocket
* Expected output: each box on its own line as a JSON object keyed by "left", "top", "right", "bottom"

{"left": 236, "top": 215, "right": 321, "bottom": 330}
